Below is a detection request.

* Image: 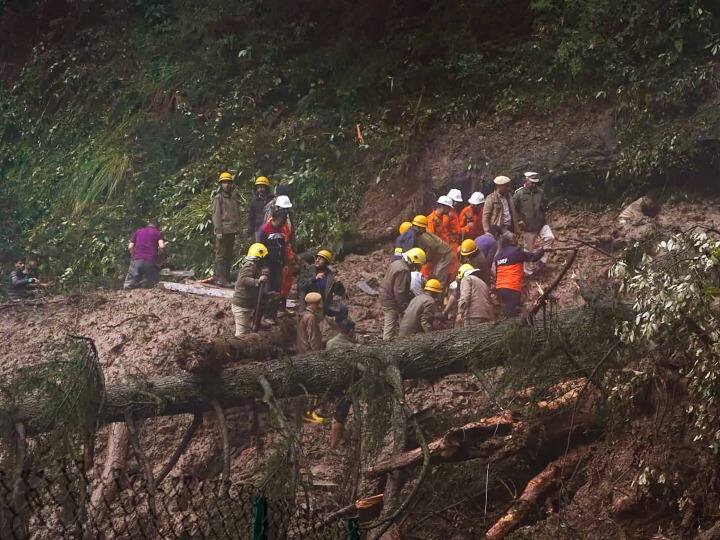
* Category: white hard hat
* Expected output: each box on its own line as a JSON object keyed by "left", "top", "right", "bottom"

{"left": 524, "top": 171, "right": 541, "bottom": 183}
{"left": 493, "top": 175, "right": 511, "bottom": 185}
{"left": 275, "top": 195, "right": 293, "bottom": 209}
{"left": 468, "top": 192, "right": 485, "bottom": 205}
{"left": 449, "top": 281, "right": 458, "bottom": 291}
{"left": 447, "top": 188, "right": 463, "bottom": 203}
{"left": 436, "top": 195, "right": 454, "bottom": 208}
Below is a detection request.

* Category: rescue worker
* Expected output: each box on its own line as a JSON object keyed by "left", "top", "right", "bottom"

{"left": 618, "top": 194, "right": 662, "bottom": 226}
{"left": 232, "top": 243, "right": 269, "bottom": 336}
{"left": 447, "top": 188, "right": 464, "bottom": 215}
{"left": 297, "top": 291, "right": 323, "bottom": 354}
{"left": 256, "top": 208, "right": 289, "bottom": 319}
{"left": 399, "top": 278, "right": 443, "bottom": 337}
{"left": 272, "top": 195, "right": 295, "bottom": 309}
{"left": 475, "top": 225, "right": 502, "bottom": 265}
{"left": 396, "top": 215, "right": 426, "bottom": 254}
{"left": 494, "top": 232, "right": 545, "bottom": 317}
{"left": 380, "top": 247, "right": 427, "bottom": 341}
{"left": 326, "top": 318, "right": 357, "bottom": 448}
{"left": 393, "top": 221, "right": 413, "bottom": 259}
{"left": 456, "top": 264, "right": 494, "bottom": 327}
{"left": 482, "top": 176, "right": 519, "bottom": 235}
{"left": 248, "top": 176, "right": 271, "bottom": 239}
{"left": 301, "top": 249, "right": 346, "bottom": 320}
{"left": 414, "top": 216, "right": 453, "bottom": 287}
{"left": 123, "top": 219, "right": 166, "bottom": 289}
{"left": 212, "top": 171, "right": 241, "bottom": 286}
{"left": 263, "top": 184, "right": 292, "bottom": 224}
{"left": 458, "top": 239, "right": 491, "bottom": 286}
{"left": 459, "top": 192, "right": 485, "bottom": 241}
{"left": 427, "top": 195, "right": 456, "bottom": 244}
{"left": 7, "top": 258, "right": 38, "bottom": 300}
{"left": 446, "top": 188, "right": 464, "bottom": 243}
{"left": 514, "top": 172, "right": 554, "bottom": 275}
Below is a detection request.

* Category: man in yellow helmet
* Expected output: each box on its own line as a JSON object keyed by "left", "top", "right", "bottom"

{"left": 380, "top": 247, "right": 426, "bottom": 341}
{"left": 232, "top": 243, "right": 269, "bottom": 336}
{"left": 399, "top": 278, "right": 443, "bottom": 337}
{"left": 456, "top": 264, "right": 494, "bottom": 327}
{"left": 392, "top": 221, "right": 413, "bottom": 260}
{"left": 248, "top": 176, "right": 271, "bottom": 239}
{"left": 458, "top": 238, "right": 491, "bottom": 285}
{"left": 300, "top": 249, "right": 346, "bottom": 319}
{"left": 213, "top": 171, "right": 241, "bottom": 286}
{"left": 412, "top": 215, "right": 453, "bottom": 287}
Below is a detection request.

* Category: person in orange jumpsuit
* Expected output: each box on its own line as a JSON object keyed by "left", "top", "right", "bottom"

{"left": 427, "top": 195, "right": 460, "bottom": 282}
{"left": 458, "top": 191, "right": 485, "bottom": 241}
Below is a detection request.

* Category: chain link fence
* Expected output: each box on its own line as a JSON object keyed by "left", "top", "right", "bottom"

{"left": 0, "top": 460, "right": 359, "bottom": 539}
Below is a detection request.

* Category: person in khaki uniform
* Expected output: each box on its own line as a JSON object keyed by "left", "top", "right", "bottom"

{"left": 458, "top": 239, "right": 491, "bottom": 286}
{"left": 514, "top": 171, "right": 554, "bottom": 275}
{"left": 297, "top": 292, "right": 324, "bottom": 355}
{"left": 413, "top": 217, "right": 453, "bottom": 287}
{"left": 399, "top": 278, "right": 443, "bottom": 337}
{"left": 456, "top": 264, "right": 494, "bottom": 327}
{"left": 232, "top": 243, "right": 269, "bottom": 336}
{"left": 380, "top": 247, "right": 427, "bottom": 341}
{"left": 482, "top": 175, "right": 520, "bottom": 235}
{"left": 213, "top": 171, "right": 242, "bottom": 286}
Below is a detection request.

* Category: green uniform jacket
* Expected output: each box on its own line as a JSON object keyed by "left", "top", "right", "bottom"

{"left": 399, "top": 293, "right": 438, "bottom": 337}
{"left": 212, "top": 190, "right": 242, "bottom": 235}
{"left": 513, "top": 186, "right": 547, "bottom": 233}
{"left": 233, "top": 259, "right": 262, "bottom": 308}
{"left": 415, "top": 231, "right": 451, "bottom": 264}
{"left": 380, "top": 259, "right": 412, "bottom": 311}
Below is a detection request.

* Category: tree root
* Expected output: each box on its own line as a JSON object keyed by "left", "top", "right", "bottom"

{"left": 155, "top": 412, "right": 201, "bottom": 486}
{"left": 209, "top": 400, "right": 231, "bottom": 493}
{"left": 124, "top": 412, "right": 157, "bottom": 540}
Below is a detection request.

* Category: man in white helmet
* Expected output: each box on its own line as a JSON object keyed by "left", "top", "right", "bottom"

{"left": 459, "top": 191, "right": 485, "bottom": 240}
{"left": 514, "top": 171, "right": 554, "bottom": 275}
{"left": 482, "top": 176, "right": 519, "bottom": 234}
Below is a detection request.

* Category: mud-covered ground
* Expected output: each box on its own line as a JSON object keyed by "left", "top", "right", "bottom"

{"left": 2, "top": 200, "right": 720, "bottom": 536}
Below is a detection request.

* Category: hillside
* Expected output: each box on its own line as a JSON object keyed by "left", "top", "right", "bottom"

{"left": 2, "top": 0, "right": 720, "bottom": 283}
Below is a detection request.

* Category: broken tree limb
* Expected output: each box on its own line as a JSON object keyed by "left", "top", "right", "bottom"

{"left": 155, "top": 412, "right": 201, "bottom": 486}
{"left": 124, "top": 412, "right": 157, "bottom": 540}
{"left": 485, "top": 445, "right": 592, "bottom": 540}
{"left": 160, "top": 281, "right": 233, "bottom": 299}
{"left": 529, "top": 249, "right": 577, "bottom": 318}
{"left": 4, "top": 303, "right": 628, "bottom": 435}
{"left": 175, "top": 318, "right": 296, "bottom": 373}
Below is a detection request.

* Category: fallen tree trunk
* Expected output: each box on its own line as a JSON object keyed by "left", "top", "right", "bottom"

{"left": 4, "top": 303, "right": 624, "bottom": 434}
{"left": 175, "top": 318, "right": 296, "bottom": 372}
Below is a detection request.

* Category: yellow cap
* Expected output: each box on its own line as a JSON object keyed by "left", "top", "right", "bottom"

{"left": 218, "top": 171, "right": 233, "bottom": 182}
{"left": 457, "top": 263, "right": 475, "bottom": 280}
{"left": 412, "top": 215, "right": 428, "bottom": 229}
{"left": 393, "top": 247, "right": 403, "bottom": 254}
{"left": 424, "top": 278, "right": 442, "bottom": 293}
{"left": 460, "top": 239, "right": 477, "bottom": 256}
{"left": 404, "top": 247, "right": 427, "bottom": 265}
{"left": 255, "top": 176, "right": 270, "bottom": 186}
{"left": 247, "top": 243, "right": 268, "bottom": 259}
{"left": 305, "top": 292, "right": 323, "bottom": 304}
{"left": 399, "top": 221, "right": 412, "bottom": 235}
{"left": 316, "top": 249, "right": 333, "bottom": 263}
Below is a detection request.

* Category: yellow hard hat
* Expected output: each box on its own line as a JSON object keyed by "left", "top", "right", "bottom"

{"left": 305, "top": 291, "right": 323, "bottom": 304}
{"left": 399, "top": 221, "right": 412, "bottom": 235}
{"left": 412, "top": 215, "right": 428, "bottom": 229}
{"left": 247, "top": 243, "right": 268, "bottom": 259}
{"left": 316, "top": 249, "right": 333, "bottom": 263}
{"left": 460, "top": 239, "right": 478, "bottom": 256}
{"left": 424, "top": 278, "right": 442, "bottom": 293}
{"left": 255, "top": 176, "right": 271, "bottom": 186}
{"left": 393, "top": 247, "right": 403, "bottom": 254}
{"left": 457, "top": 263, "right": 475, "bottom": 280}
{"left": 404, "top": 247, "right": 427, "bottom": 265}
{"left": 218, "top": 171, "right": 233, "bottom": 182}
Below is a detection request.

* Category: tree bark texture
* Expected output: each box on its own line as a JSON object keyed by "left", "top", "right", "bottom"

{"left": 3, "top": 304, "right": 622, "bottom": 434}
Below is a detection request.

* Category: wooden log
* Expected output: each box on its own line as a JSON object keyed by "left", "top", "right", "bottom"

{"left": 3, "top": 303, "right": 624, "bottom": 434}
{"left": 175, "top": 318, "right": 297, "bottom": 373}
{"left": 485, "top": 445, "right": 592, "bottom": 540}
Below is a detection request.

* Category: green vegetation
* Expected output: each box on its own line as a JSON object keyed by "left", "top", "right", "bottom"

{"left": 1, "top": 0, "right": 718, "bottom": 283}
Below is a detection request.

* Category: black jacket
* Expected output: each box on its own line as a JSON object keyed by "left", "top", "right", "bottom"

{"left": 8, "top": 269, "right": 30, "bottom": 300}
{"left": 248, "top": 193, "right": 270, "bottom": 237}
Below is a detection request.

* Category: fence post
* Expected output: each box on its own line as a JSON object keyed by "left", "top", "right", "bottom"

{"left": 346, "top": 517, "right": 360, "bottom": 540}
{"left": 252, "top": 496, "right": 268, "bottom": 540}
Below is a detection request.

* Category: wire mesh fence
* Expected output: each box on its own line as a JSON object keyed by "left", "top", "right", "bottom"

{"left": 0, "top": 460, "right": 359, "bottom": 539}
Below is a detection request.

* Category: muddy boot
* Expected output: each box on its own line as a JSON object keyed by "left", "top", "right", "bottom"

{"left": 330, "top": 420, "right": 344, "bottom": 448}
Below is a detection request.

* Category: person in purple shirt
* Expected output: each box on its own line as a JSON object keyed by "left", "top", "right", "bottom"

{"left": 474, "top": 225, "right": 502, "bottom": 265}
{"left": 123, "top": 219, "right": 167, "bottom": 289}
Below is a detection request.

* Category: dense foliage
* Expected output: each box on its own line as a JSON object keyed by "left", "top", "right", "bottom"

{"left": 1, "top": 0, "right": 719, "bottom": 285}
{"left": 611, "top": 231, "right": 720, "bottom": 451}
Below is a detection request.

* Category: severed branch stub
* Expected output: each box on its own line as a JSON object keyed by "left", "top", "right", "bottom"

{"left": 485, "top": 445, "right": 592, "bottom": 540}
{"left": 210, "top": 400, "right": 231, "bottom": 493}
{"left": 155, "top": 412, "right": 202, "bottom": 486}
